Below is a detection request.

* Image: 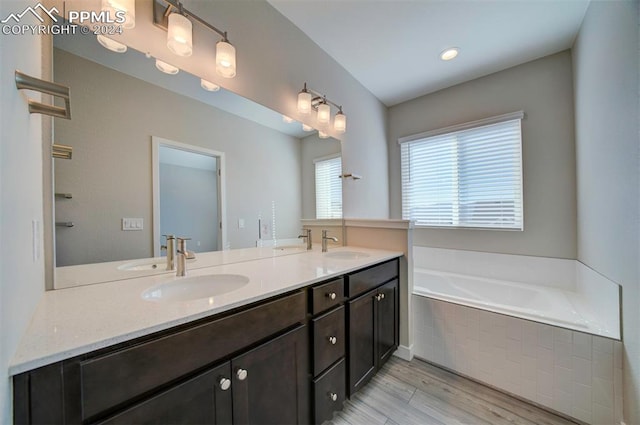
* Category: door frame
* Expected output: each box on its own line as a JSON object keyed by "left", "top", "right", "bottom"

{"left": 151, "top": 136, "right": 227, "bottom": 256}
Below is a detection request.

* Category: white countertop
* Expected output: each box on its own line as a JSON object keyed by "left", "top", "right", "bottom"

{"left": 10, "top": 246, "right": 402, "bottom": 376}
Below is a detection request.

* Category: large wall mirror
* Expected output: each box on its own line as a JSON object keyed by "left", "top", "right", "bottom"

{"left": 51, "top": 32, "right": 341, "bottom": 286}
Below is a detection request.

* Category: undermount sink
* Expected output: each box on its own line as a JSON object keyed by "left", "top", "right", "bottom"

{"left": 118, "top": 257, "right": 195, "bottom": 271}
{"left": 324, "top": 251, "right": 370, "bottom": 259}
{"left": 142, "top": 274, "right": 249, "bottom": 302}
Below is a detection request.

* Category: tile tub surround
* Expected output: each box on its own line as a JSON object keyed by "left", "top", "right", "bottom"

{"left": 413, "top": 296, "right": 623, "bottom": 425}
{"left": 10, "top": 246, "right": 402, "bottom": 376}
{"left": 413, "top": 246, "right": 620, "bottom": 339}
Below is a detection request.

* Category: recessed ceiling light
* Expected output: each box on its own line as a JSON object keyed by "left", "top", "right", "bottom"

{"left": 440, "top": 47, "right": 459, "bottom": 61}
{"left": 201, "top": 79, "right": 220, "bottom": 92}
{"left": 155, "top": 59, "right": 179, "bottom": 75}
{"left": 96, "top": 35, "right": 127, "bottom": 53}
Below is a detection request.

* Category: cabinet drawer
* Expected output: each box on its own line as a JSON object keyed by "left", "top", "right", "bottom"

{"left": 312, "top": 306, "right": 345, "bottom": 376}
{"left": 79, "top": 291, "right": 306, "bottom": 421}
{"left": 310, "top": 278, "right": 344, "bottom": 315}
{"left": 346, "top": 259, "right": 398, "bottom": 298}
{"left": 313, "top": 358, "right": 346, "bottom": 425}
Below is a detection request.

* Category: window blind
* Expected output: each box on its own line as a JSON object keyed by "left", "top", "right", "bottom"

{"left": 315, "top": 155, "right": 342, "bottom": 219}
{"left": 400, "top": 115, "right": 523, "bottom": 230}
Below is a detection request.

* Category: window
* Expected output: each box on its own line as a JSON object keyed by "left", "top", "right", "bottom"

{"left": 399, "top": 112, "right": 524, "bottom": 230}
{"left": 315, "top": 155, "right": 342, "bottom": 219}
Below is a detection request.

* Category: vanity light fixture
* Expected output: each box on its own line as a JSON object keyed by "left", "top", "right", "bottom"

{"left": 155, "top": 59, "right": 179, "bottom": 75}
{"left": 96, "top": 35, "right": 127, "bottom": 53}
{"left": 153, "top": 0, "right": 236, "bottom": 78}
{"left": 201, "top": 79, "right": 220, "bottom": 91}
{"left": 282, "top": 115, "right": 295, "bottom": 123}
{"left": 102, "top": 0, "right": 136, "bottom": 29}
{"left": 440, "top": 47, "right": 459, "bottom": 61}
{"left": 302, "top": 123, "right": 313, "bottom": 132}
{"left": 167, "top": 7, "right": 193, "bottom": 57}
{"left": 296, "top": 83, "right": 347, "bottom": 134}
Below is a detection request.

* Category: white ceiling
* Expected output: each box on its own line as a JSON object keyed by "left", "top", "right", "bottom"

{"left": 268, "top": 0, "right": 590, "bottom": 106}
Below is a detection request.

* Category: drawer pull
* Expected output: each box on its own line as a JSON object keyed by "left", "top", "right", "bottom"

{"left": 236, "top": 368, "right": 248, "bottom": 381}
{"left": 328, "top": 392, "right": 338, "bottom": 401}
{"left": 327, "top": 292, "right": 337, "bottom": 300}
{"left": 219, "top": 377, "right": 231, "bottom": 391}
{"left": 328, "top": 336, "right": 337, "bottom": 345}
{"left": 375, "top": 293, "right": 386, "bottom": 301}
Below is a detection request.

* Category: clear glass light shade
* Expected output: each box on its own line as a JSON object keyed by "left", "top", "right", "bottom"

{"left": 334, "top": 111, "right": 347, "bottom": 133}
{"left": 155, "top": 59, "right": 179, "bottom": 75}
{"left": 167, "top": 13, "right": 193, "bottom": 57}
{"left": 201, "top": 79, "right": 220, "bottom": 91}
{"left": 317, "top": 103, "right": 331, "bottom": 124}
{"left": 298, "top": 91, "right": 312, "bottom": 115}
{"left": 216, "top": 40, "right": 236, "bottom": 78}
{"left": 318, "top": 130, "right": 329, "bottom": 139}
{"left": 102, "top": 0, "right": 135, "bottom": 29}
{"left": 97, "top": 35, "right": 127, "bottom": 53}
{"left": 302, "top": 123, "right": 313, "bottom": 132}
{"left": 282, "top": 115, "right": 295, "bottom": 123}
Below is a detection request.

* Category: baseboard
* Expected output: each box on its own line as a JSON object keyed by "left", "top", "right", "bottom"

{"left": 393, "top": 344, "right": 413, "bottom": 361}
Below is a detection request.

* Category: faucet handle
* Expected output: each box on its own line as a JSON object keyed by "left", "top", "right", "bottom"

{"left": 163, "top": 234, "right": 176, "bottom": 240}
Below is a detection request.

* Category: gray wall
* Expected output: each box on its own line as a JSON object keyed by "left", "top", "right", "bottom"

{"left": 573, "top": 1, "right": 640, "bottom": 422}
{"left": 389, "top": 51, "right": 577, "bottom": 259}
{"left": 301, "top": 134, "right": 342, "bottom": 219}
{"left": 54, "top": 49, "right": 302, "bottom": 265}
{"left": 0, "top": 1, "right": 46, "bottom": 422}
{"left": 159, "top": 163, "right": 218, "bottom": 252}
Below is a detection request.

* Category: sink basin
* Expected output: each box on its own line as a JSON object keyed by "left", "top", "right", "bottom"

{"left": 142, "top": 274, "right": 249, "bottom": 302}
{"left": 324, "top": 251, "right": 370, "bottom": 259}
{"left": 119, "top": 257, "right": 195, "bottom": 271}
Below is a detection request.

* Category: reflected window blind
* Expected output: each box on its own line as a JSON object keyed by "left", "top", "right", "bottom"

{"left": 400, "top": 115, "right": 523, "bottom": 230}
{"left": 315, "top": 155, "right": 342, "bottom": 219}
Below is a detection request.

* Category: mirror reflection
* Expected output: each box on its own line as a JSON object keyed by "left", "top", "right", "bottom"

{"left": 52, "top": 33, "right": 341, "bottom": 270}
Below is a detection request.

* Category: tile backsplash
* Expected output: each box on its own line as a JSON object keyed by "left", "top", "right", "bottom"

{"left": 413, "top": 296, "right": 623, "bottom": 424}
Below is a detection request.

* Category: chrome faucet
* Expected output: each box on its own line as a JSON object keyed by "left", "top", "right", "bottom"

{"left": 161, "top": 234, "right": 176, "bottom": 271}
{"left": 176, "top": 237, "right": 196, "bottom": 277}
{"left": 321, "top": 230, "right": 339, "bottom": 253}
{"left": 298, "top": 228, "right": 312, "bottom": 250}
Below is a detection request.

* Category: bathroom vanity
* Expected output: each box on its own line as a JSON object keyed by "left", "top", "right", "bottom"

{"left": 11, "top": 248, "right": 401, "bottom": 425}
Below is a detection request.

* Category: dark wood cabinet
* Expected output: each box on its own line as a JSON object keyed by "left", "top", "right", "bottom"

{"left": 231, "top": 325, "right": 309, "bottom": 425}
{"left": 346, "top": 260, "right": 399, "bottom": 397}
{"left": 96, "top": 362, "right": 233, "bottom": 425}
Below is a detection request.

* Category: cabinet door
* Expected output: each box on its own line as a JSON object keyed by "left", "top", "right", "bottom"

{"left": 231, "top": 325, "right": 309, "bottom": 425}
{"left": 347, "top": 289, "right": 377, "bottom": 396}
{"left": 95, "top": 362, "right": 233, "bottom": 425}
{"left": 376, "top": 279, "right": 399, "bottom": 367}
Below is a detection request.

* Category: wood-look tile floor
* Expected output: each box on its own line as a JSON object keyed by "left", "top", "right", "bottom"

{"left": 326, "top": 357, "right": 579, "bottom": 425}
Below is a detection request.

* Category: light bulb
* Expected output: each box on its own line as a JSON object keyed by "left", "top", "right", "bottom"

{"left": 318, "top": 130, "right": 329, "bottom": 139}
{"left": 96, "top": 35, "right": 127, "bottom": 53}
{"left": 201, "top": 79, "right": 220, "bottom": 91}
{"left": 155, "top": 59, "right": 179, "bottom": 75}
{"left": 317, "top": 102, "right": 331, "bottom": 124}
{"left": 334, "top": 111, "right": 346, "bottom": 133}
{"left": 167, "top": 13, "right": 192, "bottom": 57}
{"left": 216, "top": 40, "right": 236, "bottom": 78}
{"left": 298, "top": 90, "right": 312, "bottom": 115}
{"left": 302, "top": 124, "right": 313, "bottom": 132}
{"left": 102, "top": 0, "right": 135, "bottom": 29}
{"left": 282, "top": 115, "right": 295, "bottom": 123}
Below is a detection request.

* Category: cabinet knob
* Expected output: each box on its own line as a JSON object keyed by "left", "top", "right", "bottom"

{"left": 236, "top": 368, "right": 248, "bottom": 381}
{"left": 328, "top": 392, "right": 338, "bottom": 402}
{"left": 375, "top": 294, "right": 381, "bottom": 301}
{"left": 328, "top": 336, "right": 337, "bottom": 345}
{"left": 380, "top": 293, "right": 385, "bottom": 300}
{"left": 219, "top": 377, "right": 231, "bottom": 391}
{"left": 327, "top": 292, "right": 337, "bottom": 300}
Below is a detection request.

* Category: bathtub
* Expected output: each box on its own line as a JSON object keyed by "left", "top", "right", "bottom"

{"left": 411, "top": 247, "right": 620, "bottom": 339}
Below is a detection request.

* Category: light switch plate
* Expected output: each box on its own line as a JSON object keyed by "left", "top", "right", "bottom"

{"left": 122, "top": 218, "right": 143, "bottom": 231}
